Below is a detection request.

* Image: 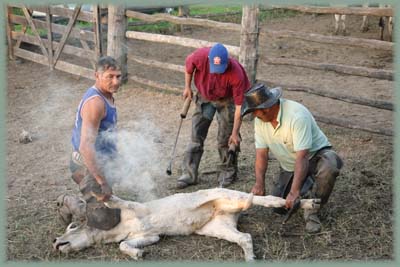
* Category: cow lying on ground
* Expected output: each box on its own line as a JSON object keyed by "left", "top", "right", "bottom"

{"left": 53, "top": 188, "right": 320, "bottom": 261}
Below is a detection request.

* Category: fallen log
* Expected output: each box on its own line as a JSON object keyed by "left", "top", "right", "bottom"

{"left": 273, "top": 5, "right": 393, "bottom": 16}
{"left": 261, "top": 56, "right": 393, "bottom": 81}
{"left": 314, "top": 115, "right": 393, "bottom": 136}
{"left": 130, "top": 75, "right": 181, "bottom": 93}
{"left": 258, "top": 79, "right": 393, "bottom": 111}
{"left": 129, "top": 55, "right": 185, "bottom": 72}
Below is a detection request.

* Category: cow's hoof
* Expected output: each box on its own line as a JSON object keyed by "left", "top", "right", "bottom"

{"left": 120, "top": 242, "right": 144, "bottom": 260}
{"left": 245, "top": 255, "right": 256, "bottom": 262}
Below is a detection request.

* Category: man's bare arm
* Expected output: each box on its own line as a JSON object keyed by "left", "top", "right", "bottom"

{"left": 79, "top": 97, "right": 109, "bottom": 187}
{"left": 251, "top": 148, "right": 269, "bottom": 196}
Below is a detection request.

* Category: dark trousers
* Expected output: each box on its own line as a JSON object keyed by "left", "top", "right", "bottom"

{"left": 271, "top": 147, "right": 343, "bottom": 215}
{"left": 180, "top": 94, "right": 238, "bottom": 183}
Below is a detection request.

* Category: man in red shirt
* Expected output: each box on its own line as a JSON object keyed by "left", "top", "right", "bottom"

{"left": 177, "top": 43, "right": 251, "bottom": 189}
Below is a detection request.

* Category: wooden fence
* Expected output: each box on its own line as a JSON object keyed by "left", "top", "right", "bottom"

{"left": 6, "top": 4, "right": 103, "bottom": 79}
{"left": 6, "top": 5, "right": 394, "bottom": 136}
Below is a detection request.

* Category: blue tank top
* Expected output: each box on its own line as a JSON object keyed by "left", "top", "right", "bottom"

{"left": 71, "top": 87, "right": 117, "bottom": 156}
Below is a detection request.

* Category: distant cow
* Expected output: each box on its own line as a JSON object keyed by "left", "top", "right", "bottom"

{"left": 334, "top": 3, "right": 369, "bottom": 35}
{"left": 53, "top": 188, "right": 320, "bottom": 261}
{"left": 334, "top": 4, "right": 393, "bottom": 41}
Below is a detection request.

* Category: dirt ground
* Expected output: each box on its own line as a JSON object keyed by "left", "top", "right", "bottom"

{"left": 6, "top": 12, "right": 393, "bottom": 262}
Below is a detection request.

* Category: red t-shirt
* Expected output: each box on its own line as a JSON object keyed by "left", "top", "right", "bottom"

{"left": 185, "top": 47, "right": 250, "bottom": 105}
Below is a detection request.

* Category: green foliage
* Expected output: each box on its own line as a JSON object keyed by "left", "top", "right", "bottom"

{"left": 128, "top": 20, "right": 173, "bottom": 34}
{"left": 259, "top": 9, "right": 300, "bottom": 22}
{"left": 11, "top": 7, "right": 24, "bottom": 16}
{"left": 13, "top": 24, "right": 47, "bottom": 36}
{"left": 185, "top": 5, "right": 242, "bottom": 16}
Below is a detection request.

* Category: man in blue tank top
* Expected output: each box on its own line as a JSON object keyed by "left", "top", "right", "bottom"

{"left": 58, "top": 56, "right": 122, "bottom": 230}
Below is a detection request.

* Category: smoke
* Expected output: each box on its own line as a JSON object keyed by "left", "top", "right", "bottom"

{"left": 99, "top": 119, "right": 164, "bottom": 201}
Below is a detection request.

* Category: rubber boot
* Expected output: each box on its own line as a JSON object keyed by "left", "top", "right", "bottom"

{"left": 177, "top": 143, "right": 203, "bottom": 189}
{"left": 304, "top": 208, "right": 321, "bottom": 233}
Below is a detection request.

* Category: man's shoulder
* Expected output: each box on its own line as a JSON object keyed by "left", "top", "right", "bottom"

{"left": 190, "top": 47, "right": 210, "bottom": 58}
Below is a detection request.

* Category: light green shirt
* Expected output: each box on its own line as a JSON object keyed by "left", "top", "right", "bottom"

{"left": 254, "top": 98, "right": 331, "bottom": 171}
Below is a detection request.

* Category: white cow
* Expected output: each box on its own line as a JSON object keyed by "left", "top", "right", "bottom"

{"left": 334, "top": 4, "right": 393, "bottom": 41}
{"left": 53, "top": 188, "right": 320, "bottom": 261}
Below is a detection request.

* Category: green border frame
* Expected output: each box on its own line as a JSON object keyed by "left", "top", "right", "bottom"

{"left": 1, "top": 0, "right": 398, "bottom": 267}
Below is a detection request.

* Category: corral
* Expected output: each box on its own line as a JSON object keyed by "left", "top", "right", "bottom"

{"left": 6, "top": 3, "right": 394, "bottom": 262}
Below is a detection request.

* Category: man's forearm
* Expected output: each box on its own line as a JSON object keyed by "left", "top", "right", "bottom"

{"left": 80, "top": 145, "right": 107, "bottom": 185}
{"left": 291, "top": 156, "right": 309, "bottom": 195}
{"left": 232, "top": 105, "right": 242, "bottom": 136}
{"left": 185, "top": 72, "right": 192, "bottom": 90}
{"left": 254, "top": 149, "right": 268, "bottom": 187}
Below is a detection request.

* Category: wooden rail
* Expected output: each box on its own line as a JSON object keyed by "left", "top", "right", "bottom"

{"left": 126, "top": 31, "right": 241, "bottom": 56}
{"left": 263, "top": 29, "right": 393, "bottom": 51}
{"left": 9, "top": 14, "right": 95, "bottom": 42}
{"left": 13, "top": 47, "right": 93, "bottom": 79}
{"left": 9, "top": 4, "right": 94, "bottom": 22}
{"left": 11, "top": 31, "right": 96, "bottom": 59}
{"left": 125, "top": 10, "right": 240, "bottom": 31}
{"left": 273, "top": 5, "right": 393, "bottom": 16}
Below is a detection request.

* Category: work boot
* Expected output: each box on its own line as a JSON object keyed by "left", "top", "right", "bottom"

{"left": 304, "top": 209, "right": 321, "bottom": 233}
{"left": 177, "top": 144, "right": 203, "bottom": 189}
{"left": 177, "top": 173, "right": 198, "bottom": 189}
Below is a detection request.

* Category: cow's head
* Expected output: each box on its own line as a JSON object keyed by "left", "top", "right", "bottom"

{"left": 53, "top": 222, "right": 98, "bottom": 253}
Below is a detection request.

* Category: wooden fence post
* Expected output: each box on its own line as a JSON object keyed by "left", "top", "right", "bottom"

{"left": 177, "top": 6, "right": 189, "bottom": 32}
{"left": 239, "top": 5, "right": 259, "bottom": 85}
{"left": 107, "top": 4, "right": 128, "bottom": 82}
{"left": 6, "top": 6, "right": 14, "bottom": 60}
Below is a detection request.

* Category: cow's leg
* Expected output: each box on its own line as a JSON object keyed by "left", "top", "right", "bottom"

{"left": 387, "top": 16, "right": 393, "bottom": 42}
{"left": 119, "top": 235, "right": 160, "bottom": 260}
{"left": 341, "top": 15, "right": 347, "bottom": 35}
{"left": 195, "top": 214, "right": 255, "bottom": 261}
{"left": 361, "top": 3, "right": 369, "bottom": 32}
{"left": 213, "top": 192, "right": 253, "bottom": 213}
{"left": 361, "top": 15, "right": 369, "bottom": 32}
{"left": 252, "top": 195, "right": 320, "bottom": 210}
{"left": 334, "top": 14, "right": 340, "bottom": 34}
{"left": 104, "top": 196, "right": 150, "bottom": 216}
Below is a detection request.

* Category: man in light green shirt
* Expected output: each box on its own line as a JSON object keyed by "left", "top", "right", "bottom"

{"left": 241, "top": 84, "right": 343, "bottom": 233}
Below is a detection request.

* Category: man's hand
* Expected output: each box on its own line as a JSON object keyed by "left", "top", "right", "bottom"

{"left": 92, "top": 183, "right": 113, "bottom": 202}
{"left": 229, "top": 132, "right": 241, "bottom": 146}
{"left": 183, "top": 87, "right": 193, "bottom": 100}
{"left": 251, "top": 183, "right": 265, "bottom": 196}
{"left": 285, "top": 191, "right": 300, "bottom": 209}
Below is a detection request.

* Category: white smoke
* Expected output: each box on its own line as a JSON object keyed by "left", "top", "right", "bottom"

{"left": 99, "top": 119, "right": 164, "bottom": 201}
